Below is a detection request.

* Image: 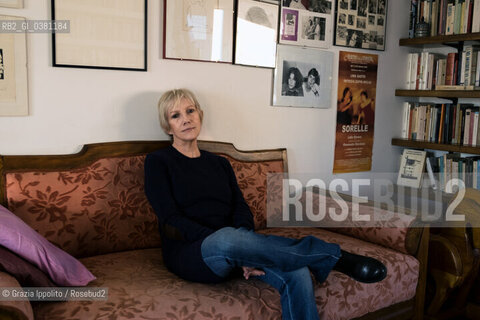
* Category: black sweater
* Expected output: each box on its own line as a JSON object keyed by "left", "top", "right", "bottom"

{"left": 144, "top": 146, "right": 254, "bottom": 283}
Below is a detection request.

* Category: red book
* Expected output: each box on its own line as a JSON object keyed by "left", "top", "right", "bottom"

{"left": 467, "top": 0, "right": 474, "bottom": 33}
{"left": 445, "top": 52, "right": 457, "bottom": 85}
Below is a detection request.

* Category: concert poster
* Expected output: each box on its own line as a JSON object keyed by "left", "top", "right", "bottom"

{"left": 333, "top": 51, "right": 378, "bottom": 173}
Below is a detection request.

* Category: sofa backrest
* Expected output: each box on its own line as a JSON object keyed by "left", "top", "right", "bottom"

{"left": 0, "top": 141, "right": 287, "bottom": 258}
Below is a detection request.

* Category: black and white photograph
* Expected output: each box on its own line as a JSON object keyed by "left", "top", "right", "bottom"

{"left": 334, "top": 0, "right": 386, "bottom": 50}
{"left": 301, "top": 16, "right": 326, "bottom": 40}
{"left": 350, "top": 0, "right": 357, "bottom": 10}
{"left": 273, "top": 45, "right": 333, "bottom": 108}
{"left": 358, "top": 0, "right": 367, "bottom": 17}
{"left": 357, "top": 17, "right": 366, "bottom": 29}
{"left": 348, "top": 14, "right": 355, "bottom": 25}
{"left": 339, "top": 0, "right": 348, "bottom": 10}
{"left": 378, "top": 0, "right": 385, "bottom": 14}
{"left": 368, "top": 0, "right": 377, "bottom": 14}
{"left": 281, "top": 1, "right": 333, "bottom": 48}
{"left": 346, "top": 29, "right": 363, "bottom": 48}
{"left": 235, "top": 0, "right": 279, "bottom": 68}
{"left": 308, "top": 0, "right": 332, "bottom": 14}
{"left": 283, "top": 0, "right": 307, "bottom": 10}
{"left": 377, "top": 15, "right": 384, "bottom": 26}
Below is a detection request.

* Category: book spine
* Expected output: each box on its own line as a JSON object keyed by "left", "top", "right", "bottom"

{"left": 472, "top": 111, "right": 479, "bottom": 146}
{"left": 406, "top": 53, "right": 413, "bottom": 89}
{"left": 464, "top": 108, "right": 472, "bottom": 145}
{"left": 446, "top": 52, "right": 457, "bottom": 85}
{"left": 469, "top": 109, "right": 476, "bottom": 145}
{"left": 410, "top": 0, "right": 419, "bottom": 37}
{"left": 446, "top": 2, "right": 455, "bottom": 34}
{"left": 473, "top": 0, "right": 480, "bottom": 32}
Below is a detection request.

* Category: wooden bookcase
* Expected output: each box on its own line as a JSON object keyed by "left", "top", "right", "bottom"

{"left": 394, "top": 33, "right": 480, "bottom": 153}
{"left": 395, "top": 33, "right": 480, "bottom": 320}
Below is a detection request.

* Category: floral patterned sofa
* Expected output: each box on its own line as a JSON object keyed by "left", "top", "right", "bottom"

{"left": 0, "top": 140, "right": 428, "bottom": 320}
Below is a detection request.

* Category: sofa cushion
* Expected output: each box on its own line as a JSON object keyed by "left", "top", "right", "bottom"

{"left": 0, "top": 205, "right": 95, "bottom": 286}
{"left": 5, "top": 156, "right": 161, "bottom": 258}
{"left": 0, "top": 245, "right": 56, "bottom": 287}
{"left": 32, "top": 228, "right": 419, "bottom": 320}
{"left": 222, "top": 155, "right": 284, "bottom": 230}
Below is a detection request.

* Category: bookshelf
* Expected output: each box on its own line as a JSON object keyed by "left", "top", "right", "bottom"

{"left": 399, "top": 33, "right": 480, "bottom": 47}
{"left": 395, "top": 33, "right": 480, "bottom": 154}
{"left": 391, "top": 138, "right": 480, "bottom": 155}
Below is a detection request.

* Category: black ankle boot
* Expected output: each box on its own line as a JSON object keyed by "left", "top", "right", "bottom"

{"left": 333, "top": 250, "right": 387, "bottom": 283}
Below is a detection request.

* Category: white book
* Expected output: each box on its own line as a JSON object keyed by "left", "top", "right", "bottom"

{"left": 473, "top": 111, "right": 479, "bottom": 146}
{"left": 460, "top": 50, "right": 467, "bottom": 85}
{"left": 464, "top": 109, "right": 472, "bottom": 145}
{"left": 406, "top": 53, "right": 413, "bottom": 89}
{"left": 473, "top": 0, "right": 480, "bottom": 32}
{"left": 411, "top": 53, "right": 419, "bottom": 89}
{"left": 401, "top": 102, "right": 411, "bottom": 138}
{"left": 421, "top": 52, "right": 429, "bottom": 90}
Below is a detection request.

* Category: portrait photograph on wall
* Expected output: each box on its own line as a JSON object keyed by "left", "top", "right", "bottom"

{"left": 280, "top": 0, "right": 333, "bottom": 48}
{"left": 272, "top": 45, "right": 333, "bottom": 108}
{"left": 52, "top": 0, "right": 147, "bottom": 71}
{"left": 0, "top": 15, "right": 28, "bottom": 116}
{"left": 164, "top": 0, "right": 234, "bottom": 63}
{"left": 235, "top": 0, "right": 279, "bottom": 68}
{"left": 334, "top": 0, "right": 386, "bottom": 51}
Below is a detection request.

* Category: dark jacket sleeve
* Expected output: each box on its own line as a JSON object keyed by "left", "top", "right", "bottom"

{"left": 144, "top": 153, "right": 215, "bottom": 242}
{"left": 220, "top": 157, "right": 255, "bottom": 230}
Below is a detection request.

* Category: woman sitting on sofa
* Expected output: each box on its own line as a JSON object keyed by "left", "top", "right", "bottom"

{"left": 144, "top": 89, "right": 387, "bottom": 320}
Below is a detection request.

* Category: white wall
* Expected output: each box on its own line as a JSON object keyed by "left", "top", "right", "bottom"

{"left": 0, "top": 0, "right": 410, "bottom": 180}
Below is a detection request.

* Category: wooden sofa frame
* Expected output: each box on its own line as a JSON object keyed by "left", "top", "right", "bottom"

{"left": 0, "top": 140, "right": 429, "bottom": 320}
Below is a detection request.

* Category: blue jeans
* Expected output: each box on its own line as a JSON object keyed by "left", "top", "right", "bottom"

{"left": 201, "top": 227, "right": 341, "bottom": 320}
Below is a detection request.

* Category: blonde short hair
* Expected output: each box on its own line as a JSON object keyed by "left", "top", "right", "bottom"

{"left": 157, "top": 88, "right": 203, "bottom": 134}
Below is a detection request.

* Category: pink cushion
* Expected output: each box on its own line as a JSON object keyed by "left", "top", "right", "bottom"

{"left": 0, "top": 204, "right": 96, "bottom": 286}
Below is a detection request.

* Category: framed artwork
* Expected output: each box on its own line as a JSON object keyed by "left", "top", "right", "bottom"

{"left": 397, "top": 149, "right": 426, "bottom": 189}
{"left": 52, "top": 0, "right": 147, "bottom": 71}
{"left": 279, "top": 0, "right": 333, "bottom": 48}
{"left": 234, "top": 0, "right": 279, "bottom": 68}
{"left": 0, "top": 15, "right": 28, "bottom": 116}
{"left": 272, "top": 45, "right": 333, "bottom": 108}
{"left": 164, "top": 0, "right": 234, "bottom": 63}
{"left": 0, "top": 0, "right": 23, "bottom": 8}
{"left": 334, "top": 0, "right": 387, "bottom": 51}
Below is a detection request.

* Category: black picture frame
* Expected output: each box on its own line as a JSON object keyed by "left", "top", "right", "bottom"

{"left": 52, "top": 0, "right": 147, "bottom": 71}
{"left": 333, "top": 0, "right": 387, "bottom": 51}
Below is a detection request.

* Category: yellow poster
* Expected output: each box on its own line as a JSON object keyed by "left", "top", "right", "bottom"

{"left": 333, "top": 51, "right": 378, "bottom": 173}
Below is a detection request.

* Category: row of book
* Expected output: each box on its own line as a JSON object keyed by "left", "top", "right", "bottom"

{"left": 401, "top": 102, "right": 480, "bottom": 146}
{"left": 427, "top": 153, "right": 480, "bottom": 191}
{"left": 409, "top": 0, "right": 480, "bottom": 38}
{"left": 405, "top": 45, "right": 480, "bottom": 90}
